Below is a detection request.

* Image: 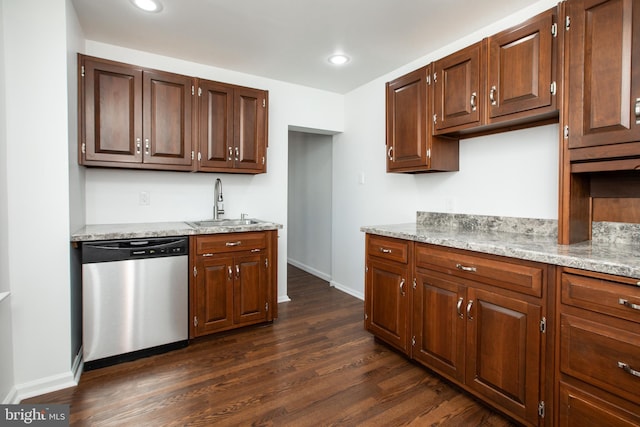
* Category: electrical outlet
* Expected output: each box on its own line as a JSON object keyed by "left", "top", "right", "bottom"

{"left": 139, "top": 191, "right": 150, "bottom": 206}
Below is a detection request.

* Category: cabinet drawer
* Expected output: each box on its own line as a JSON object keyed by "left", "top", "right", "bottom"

{"left": 561, "top": 269, "right": 640, "bottom": 323}
{"left": 367, "top": 235, "right": 409, "bottom": 264}
{"left": 195, "top": 232, "right": 266, "bottom": 255}
{"left": 560, "top": 313, "right": 640, "bottom": 405}
{"left": 559, "top": 382, "right": 640, "bottom": 426}
{"left": 415, "top": 244, "right": 543, "bottom": 297}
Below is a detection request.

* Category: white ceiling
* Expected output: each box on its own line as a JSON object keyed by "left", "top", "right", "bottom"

{"left": 71, "top": 0, "right": 542, "bottom": 94}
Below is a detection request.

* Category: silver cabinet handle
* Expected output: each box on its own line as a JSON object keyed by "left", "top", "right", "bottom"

{"left": 466, "top": 300, "right": 474, "bottom": 320}
{"left": 235, "top": 146, "right": 239, "bottom": 161}
{"left": 618, "top": 361, "right": 640, "bottom": 378}
{"left": 470, "top": 92, "right": 477, "bottom": 111}
{"left": 144, "top": 138, "right": 150, "bottom": 155}
{"left": 387, "top": 146, "right": 393, "bottom": 160}
{"left": 399, "top": 279, "right": 406, "bottom": 296}
{"left": 456, "top": 263, "right": 477, "bottom": 272}
{"left": 379, "top": 247, "right": 392, "bottom": 254}
{"left": 226, "top": 241, "right": 242, "bottom": 247}
{"left": 619, "top": 298, "right": 640, "bottom": 311}
{"left": 457, "top": 297, "right": 464, "bottom": 319}
{"left": 489, "top": 86, "right": 497, "bottom": 106}
{"left": 228, "top": 146, "right": 233, "bottom": 161}
{"left": 236, "top": 265, "right": 240, "bottom": 279}
{"left": 635, "top": 98, "right": 640, "bottom": 124}
{"left": 227, "top": 266, "right": 233, "bottom": 280}
{"left": 136, "top": 137, "right": 141, "bottom": 154}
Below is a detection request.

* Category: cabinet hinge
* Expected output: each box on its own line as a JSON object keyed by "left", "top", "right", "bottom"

{"left": 551, "top": 22, "right": 557, "bottom": 37}
{"left": 364, "top": 313, "right": 368, "bottom": 320}
{"left": 192, "top": 85, "right": 194, "bottom": 96}
{"left": 198, "top": 152, "right": 202, "bottom": 161}
{"left": 540, "top": 317, "right": 547, "bottom": 333}
{"left": 426, "top": 148, "right": 431, "bottom": 159}
{"left": 193, "top": 266, "right": 197, "bottom": 277}
{"left": 433, "top": 114, "right": 437, "bottom": 124}
{"left": 412, "top": 336, "right": 416, "bottom": 346}
{"left": 365, "top": 265, "right": 369, "bottom": 273}
{"left": 198, "top": 87, "right": 202, "bottom": 97}
{"left": 262, "top": 99, "right": 266, "bottom": 108}
{"left": 538, "top": 401, "right": 545, "bottom": 418}
{"left": 262, "top": 156, "right": 265, "bottom": 165}
{"left": 265, "top": 302, "right": 269, "bottom": 311}
{"left": 426, "top": 75, "right": 431, "bottom": 85}
{"left": 81, "top": 65, "right": 85, "bottom": 77}
{"left": 265, "top": 258, "right": 269, "bottom": 268}
{"left": 564, "top": 125, "right": 569, "bottom": 139}
{"left": 81, "top": 143, "right": 86, "bottom": 154}
{"left": 433, "top": 72, "right": 437, "bottom": 83}
{"left": 550, "top": 81, "right": 557, "bottom": 96}
{"left": 413, "top": 277, "right": 417, "bottom": 290}
{"left": 193, "top": 316, "right": 198, "bottom": 327}
{"left": 565, "top": 16, "right": 571, "bottom": 31}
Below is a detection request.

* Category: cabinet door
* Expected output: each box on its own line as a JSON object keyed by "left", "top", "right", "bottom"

{"left": 567, "top": 0, "right": 640, "bottom": 150}
{"left": 465, "top": 287, "right": 542, "bottom": 426}
{"left": 365, "top": 258, "right": 410, "bottom": 353}
{"left": 234, "top": 87, "right": 267, "bottom": 172}
{"left": 487, "top": 8, "right": 555, "bottom": 120}
{"left": 195, "top": 255, "right": 234, "bottom": 335}
{"left": 198, "top": 80, "right": 234, "bottom": 170}
{"left": 143, "top": 70, "right": 194, "bottom": 169}
{"left": 233, "top": 253, "right": 268, "bottom": 326}
{"left": 82, "top": 57, "right": 142, "bottom": 164}
{"left": 413, "top": 269, "right": 466, "bottom": 382}
{"left": 434, "top": 42, "right": 484, "bottom": 133}
{"left": 386, "top": 66, "right": 430, "bottom": 171}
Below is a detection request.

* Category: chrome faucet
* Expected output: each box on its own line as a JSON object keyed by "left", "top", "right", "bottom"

{"left": 213, "top": 178, "right": 224, "bottom": 220}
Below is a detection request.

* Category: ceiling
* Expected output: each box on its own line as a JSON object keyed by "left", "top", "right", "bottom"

{"left": 71, "top": 0, "right": 542, "bottom": 94}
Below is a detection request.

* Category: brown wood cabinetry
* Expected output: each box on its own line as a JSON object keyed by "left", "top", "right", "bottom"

{"left": 566, "top": 0, "right": 640, "bottom": 168}
{"left": 189, "top": 231, "right": 277, "bottom": 338}
{"left": 413, "top": 244, "right": 548, "bottom": 426}
{"left": 364, "top": 234, "right": 412, "bottom": 353}
{"left": 78, "top": 54, "right": 268, "bottom": 174}
{"left": 197, "top": 80, "right": 268, "bottom": 173}
{"left": 385, "top": 66, "right": 459, "bottom": 173}
{"left": 556, "top": 268, "right": 640, "bottom": 426}
{"left": 487, "top": 8, "right": 558, "bottom": 124}
{"left": 79, "top": 55, "right": 195, "bottom": 170}
{"left": 433, "top": 41, "right": 485, "bottom": 134}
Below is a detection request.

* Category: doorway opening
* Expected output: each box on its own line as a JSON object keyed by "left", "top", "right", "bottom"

{"left": 287, "top": 130, "right": 333, "bottom": 282}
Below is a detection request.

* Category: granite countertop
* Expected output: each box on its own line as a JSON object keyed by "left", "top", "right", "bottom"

{"left": 71, "top": 219, "right": 283, "bottom": 242}
{"left": 361, "top": 213, "right": 640, "bottom": 281}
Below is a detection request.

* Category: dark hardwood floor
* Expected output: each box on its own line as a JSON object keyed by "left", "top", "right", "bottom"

{"left": 26, "top": 265, "right": 516, "bottom": 426}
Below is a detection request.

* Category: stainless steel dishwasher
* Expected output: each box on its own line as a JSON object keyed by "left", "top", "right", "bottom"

{"left": 81, "top": 236, "right": 189, "bottom": 369}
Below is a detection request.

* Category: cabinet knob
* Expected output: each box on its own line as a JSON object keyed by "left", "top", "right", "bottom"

{"left": 136, "top": 138, "right": 141, "bottom": 154}
{"left": 144, "top": 138, "right": 150, "bottom": 155}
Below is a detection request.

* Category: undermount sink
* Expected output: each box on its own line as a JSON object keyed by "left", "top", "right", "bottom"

{"left": 189, "top": 218, "right": 260, "bottom": 227}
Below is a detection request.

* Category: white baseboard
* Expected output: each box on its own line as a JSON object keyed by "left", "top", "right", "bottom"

{"left": 330, "top": 280, "right": 364, "bottom": 301}
{"left": 16, "top": 369, "right": 78, "bottom": 402}
{"left": 278, "top": 295, "right": 291, "bottom": 303}
{"left": 72, "top": 347, "right": 84, "bottom": 385}
{"left": 287, "top": 259, "right": 332, "bottom": 282}
{"left": 2, "top": 386, "right": 19, "bottom": 404}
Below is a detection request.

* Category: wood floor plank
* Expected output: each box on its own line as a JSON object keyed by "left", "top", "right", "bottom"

{"left": 25, "top": 265, "right": 517, "bottom": 426}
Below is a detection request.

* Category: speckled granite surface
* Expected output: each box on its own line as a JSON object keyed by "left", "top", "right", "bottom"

{"left": 361, "top": 212, "right": 640, "bottom": 281}
{"left": 71, "top": 219, "right": 283, "bottom": 242}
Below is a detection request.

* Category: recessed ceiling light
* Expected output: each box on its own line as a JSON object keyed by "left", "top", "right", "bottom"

{"left": 328, "top": 54, "right": 350, "bottom": 65}
{"left": 131, "top": 0, "right": 163, "bottom": 12}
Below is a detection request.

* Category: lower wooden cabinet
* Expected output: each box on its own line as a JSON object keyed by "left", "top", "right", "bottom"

{"left": 556, "top": 268, "right": 640, "bottom": 425}
{"left": 365, "top": 234, "right": 551, "bottom": 427}
{"left": 190, "top": 231, "right": 277, "bottom": 338}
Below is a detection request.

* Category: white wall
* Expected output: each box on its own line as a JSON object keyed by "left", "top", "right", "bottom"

{"left": 3, "top": 0, "right": 77, "bottom": 400}
{"left": 287, "top": 131, "right": 333, "bottom": 281}
{"left": 0, "top": 0, "right": 16, "bottom": 404}
{"left": 330, "top": 0, "right": 560, "bottom": 298}
{"left": 82, "top": 42, "right": 345, "bottom": 302}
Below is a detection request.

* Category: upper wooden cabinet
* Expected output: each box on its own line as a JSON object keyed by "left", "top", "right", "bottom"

{"left": 487, "top": 8, "right": 558, "bottom": 123}
{"left": 79, "top": 55, "right": 195, "bottom": 171}
{"left": 78, "top": 54, "right": 268, "bottom": 174}
{"left": 197, "top": 80, "right": 268, "bottom": 173}
{"left": 433, "top": 41, "right": 485, "bottom": 134}
{"left": 386, "top": 66, "right": 459, "bottom": 173}
{"left": 566, "top": 0, "right": 640, "bottom": 169}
